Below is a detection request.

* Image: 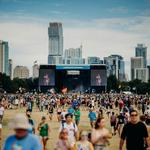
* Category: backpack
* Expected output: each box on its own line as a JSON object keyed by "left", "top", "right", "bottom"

{"left": 62, "top": 122, "right": 76, "bottom": 129}
{"left": 61, "top": 122, "right": 77, "bottom": 138}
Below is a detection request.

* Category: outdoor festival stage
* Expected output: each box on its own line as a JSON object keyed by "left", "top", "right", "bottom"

{"left": 39, "top": 64, "right": 107, "bottom": 93}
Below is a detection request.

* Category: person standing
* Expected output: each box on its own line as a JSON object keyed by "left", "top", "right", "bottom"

{"left": 3, "top": 113, "right": 42, "bottom": 150}
{"left": 119, "top": 110, "right": 150, "bottom": 150}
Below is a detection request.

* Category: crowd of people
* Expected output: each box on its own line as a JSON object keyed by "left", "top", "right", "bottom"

{"left": 0, "top": 92, "right": 150, "bottom": 150}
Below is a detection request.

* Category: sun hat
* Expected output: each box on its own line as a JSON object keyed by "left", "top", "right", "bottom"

{"left": 8, "top": 113, "right": 31, "bottom": 130}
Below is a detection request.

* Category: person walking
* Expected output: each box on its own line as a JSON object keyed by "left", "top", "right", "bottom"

{"left": 0, "top": 103, "right": 4, "bottom": 123}
{"left": 74, "top": 106, "right": 81, "bottom": 126}
{"left": 38, "top": 116, "right": 50, "bottom": 150}
{"left": 91, "top": 117, "right": 112, "bottom": 150}
{"left": 59, "top": 113, "right": 78, "bottom": 147}
{"left": 54, "top": 128, "right": 73, "bottom": 150}
{"left": 110, "top": 112, "right": 117, "bottom": 135}
{"left": 74, "top": 130, "right": 94, "bottom": 150}
{"left": 3, "top": 113, "right": 42, "bottom": 150}
{"left": 88, "top": 109, "right": 97, "bottom": 128}
{"left": 119, "top": 110, "right": 150, "bottom": 150}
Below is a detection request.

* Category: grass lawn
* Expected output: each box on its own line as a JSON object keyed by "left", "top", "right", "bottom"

{"left": 1, "top": 107, "right": 125, "bottom": 150}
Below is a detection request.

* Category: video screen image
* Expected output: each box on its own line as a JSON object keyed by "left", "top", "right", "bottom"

{"left": 91, "top": 69, "right": 107, "bottom": 86}
{"left": 39, "top": 69, "right": 55, "bottom": 86}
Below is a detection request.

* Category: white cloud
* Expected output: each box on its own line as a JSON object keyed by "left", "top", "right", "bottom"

{"left": 0, "top": 16, "right": 150, "bottom": 78}
{"left": 107, "top": 7, "right": 128, "bottom": 14}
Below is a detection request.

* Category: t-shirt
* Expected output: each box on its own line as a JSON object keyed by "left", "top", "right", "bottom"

{"left": 91, "top": 128, "right": 110, "bottom": 145}
{"left": 3, "top": 134, "right": 42, "bottom": 150}
{"left": 54, "top": 139, "right": 71, "bottom": 150}
{"left": 68, "top": 108, "right": 74, "bottom": 114}
{"left": 61, "top": 112, "right": 67, "bottom": 121}
{"left": 75, "top": 141, "right": 91, "bottom": 150}
{"left": 27, "top": 102, "right": 32, "bottom": 110}
{"left": 88, "top": 112, "right": 96, "bottom": 121}
{"left": 117, "top": 115, "right": 125, "bottom": 124}
{"left": 121, "top": 122, "right": 148, "bottom": 150}
{"left": 0, "top": 106, "right": 4, "bottom": 116}
{"left": 59, "top": 122, "right": 78, "bottom": 146}
{"left": 74, "top": 110, "right": 81, "bottom": 121}
{"left": 15, "top": 99, "right": 19, "bottom": 105}
{"left": 145, "top": 109, "right": 150, "bottom": 117}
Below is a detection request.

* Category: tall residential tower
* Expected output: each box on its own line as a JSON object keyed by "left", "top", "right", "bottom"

{"left": 135, "top": 44, "right": 147, "bottom": 67}
{"left": 104, "top": 55, "right": 125, "bottom": 81}
{"left": 0, "top": 40, "right": 9, "bottom": 75}
{"left": 131, "top": 44, "right": 149, "bottom": 82}
{"left": 48, "top": 22, "right": 63, "bottom": 64}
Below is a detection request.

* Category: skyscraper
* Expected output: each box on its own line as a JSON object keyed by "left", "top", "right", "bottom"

{"left": 135, "top": 44, "right": 147, "bottom": 67}
{"left": 104, "top": 55, "right": 125, "bottom": 81}
{"left": 135, "top": 68, "right": 149, "bottom": 82}
{"left": 147, "top": 66, "right": 150, "bottom": 80}
{"left": 0, "top": 40, "right": 9, "bottom": 75}
{"left": 63, "top": 45, "right": 84, "bottom": 64}
{"left": 130, "top": 44, "right": 148, "bottom": 82}
{"left": 131, "top": 57, "right": 144, "bottom": 81}
{"left": 48, "top": 22, "right": 63, "bottom": 64}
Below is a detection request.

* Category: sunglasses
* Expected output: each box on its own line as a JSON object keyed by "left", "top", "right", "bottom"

{"left": 81, "top": 134, "right": 88, "bottom": 136}
{"left": 61, "top": 132, "right": 68, "bottom": 134}
{"left": 131, "top": 114, "right": 138, "bottom": 117}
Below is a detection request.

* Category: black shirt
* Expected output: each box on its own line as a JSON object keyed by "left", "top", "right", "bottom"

{"left": 121, "top": 121, "right": 148, "bottom": 150}
{"left": 117, "top": 115, "right": 125, "bottom": 124}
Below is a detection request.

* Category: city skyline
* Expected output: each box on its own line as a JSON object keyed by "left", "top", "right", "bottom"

{"left": 0, "top": 0, "right": 150, "bottom": 78}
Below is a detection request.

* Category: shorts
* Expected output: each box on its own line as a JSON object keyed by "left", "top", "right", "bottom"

{"left": 0, "top": 115, "right": 3, "bottom": 121}
{"left": 111, "top": 122, "right": 116, "bottom": 127}
{"left": 94, "top": 145, "right": 107, "bottom": 150}
{"left": 40, "top": 136, "right": 49, "bottom": 140}
{"left": 57, "top": 112, "right": 61, "bottom": 115}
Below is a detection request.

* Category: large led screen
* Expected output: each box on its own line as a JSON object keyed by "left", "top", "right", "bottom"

{"left": 91, "top": 70, "right": 107, "bottom": 86}
{"left": 39, "top": 69, "right": 55, "bottom": 86}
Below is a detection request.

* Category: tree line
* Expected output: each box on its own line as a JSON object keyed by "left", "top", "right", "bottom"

{"left": 0, "top": 73, "right": 150, "bottom": 94}
{"left": 0, "top": 73, "right": 38, "bottom": 93}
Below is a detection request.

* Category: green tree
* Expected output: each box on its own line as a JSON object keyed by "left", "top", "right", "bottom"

{"left": 107, "top": 75, "right": 119, "bottom": 92}
{"left": 1, "top": 73, "right": 13, "bottom": 92}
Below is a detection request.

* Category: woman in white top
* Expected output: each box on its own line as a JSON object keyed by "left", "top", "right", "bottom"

{"left": 74, "top": 130, "right": 94, "bottom": 150}
{"left": 91, "top": 117, "right": 112, "bottom": 150}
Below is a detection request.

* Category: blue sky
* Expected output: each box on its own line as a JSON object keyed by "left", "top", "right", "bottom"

{"left": 0, "top": 0, "right": 149, "bottom": 20}
{"left": 0, "top": 0, "right": 150, "bottom": 79}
